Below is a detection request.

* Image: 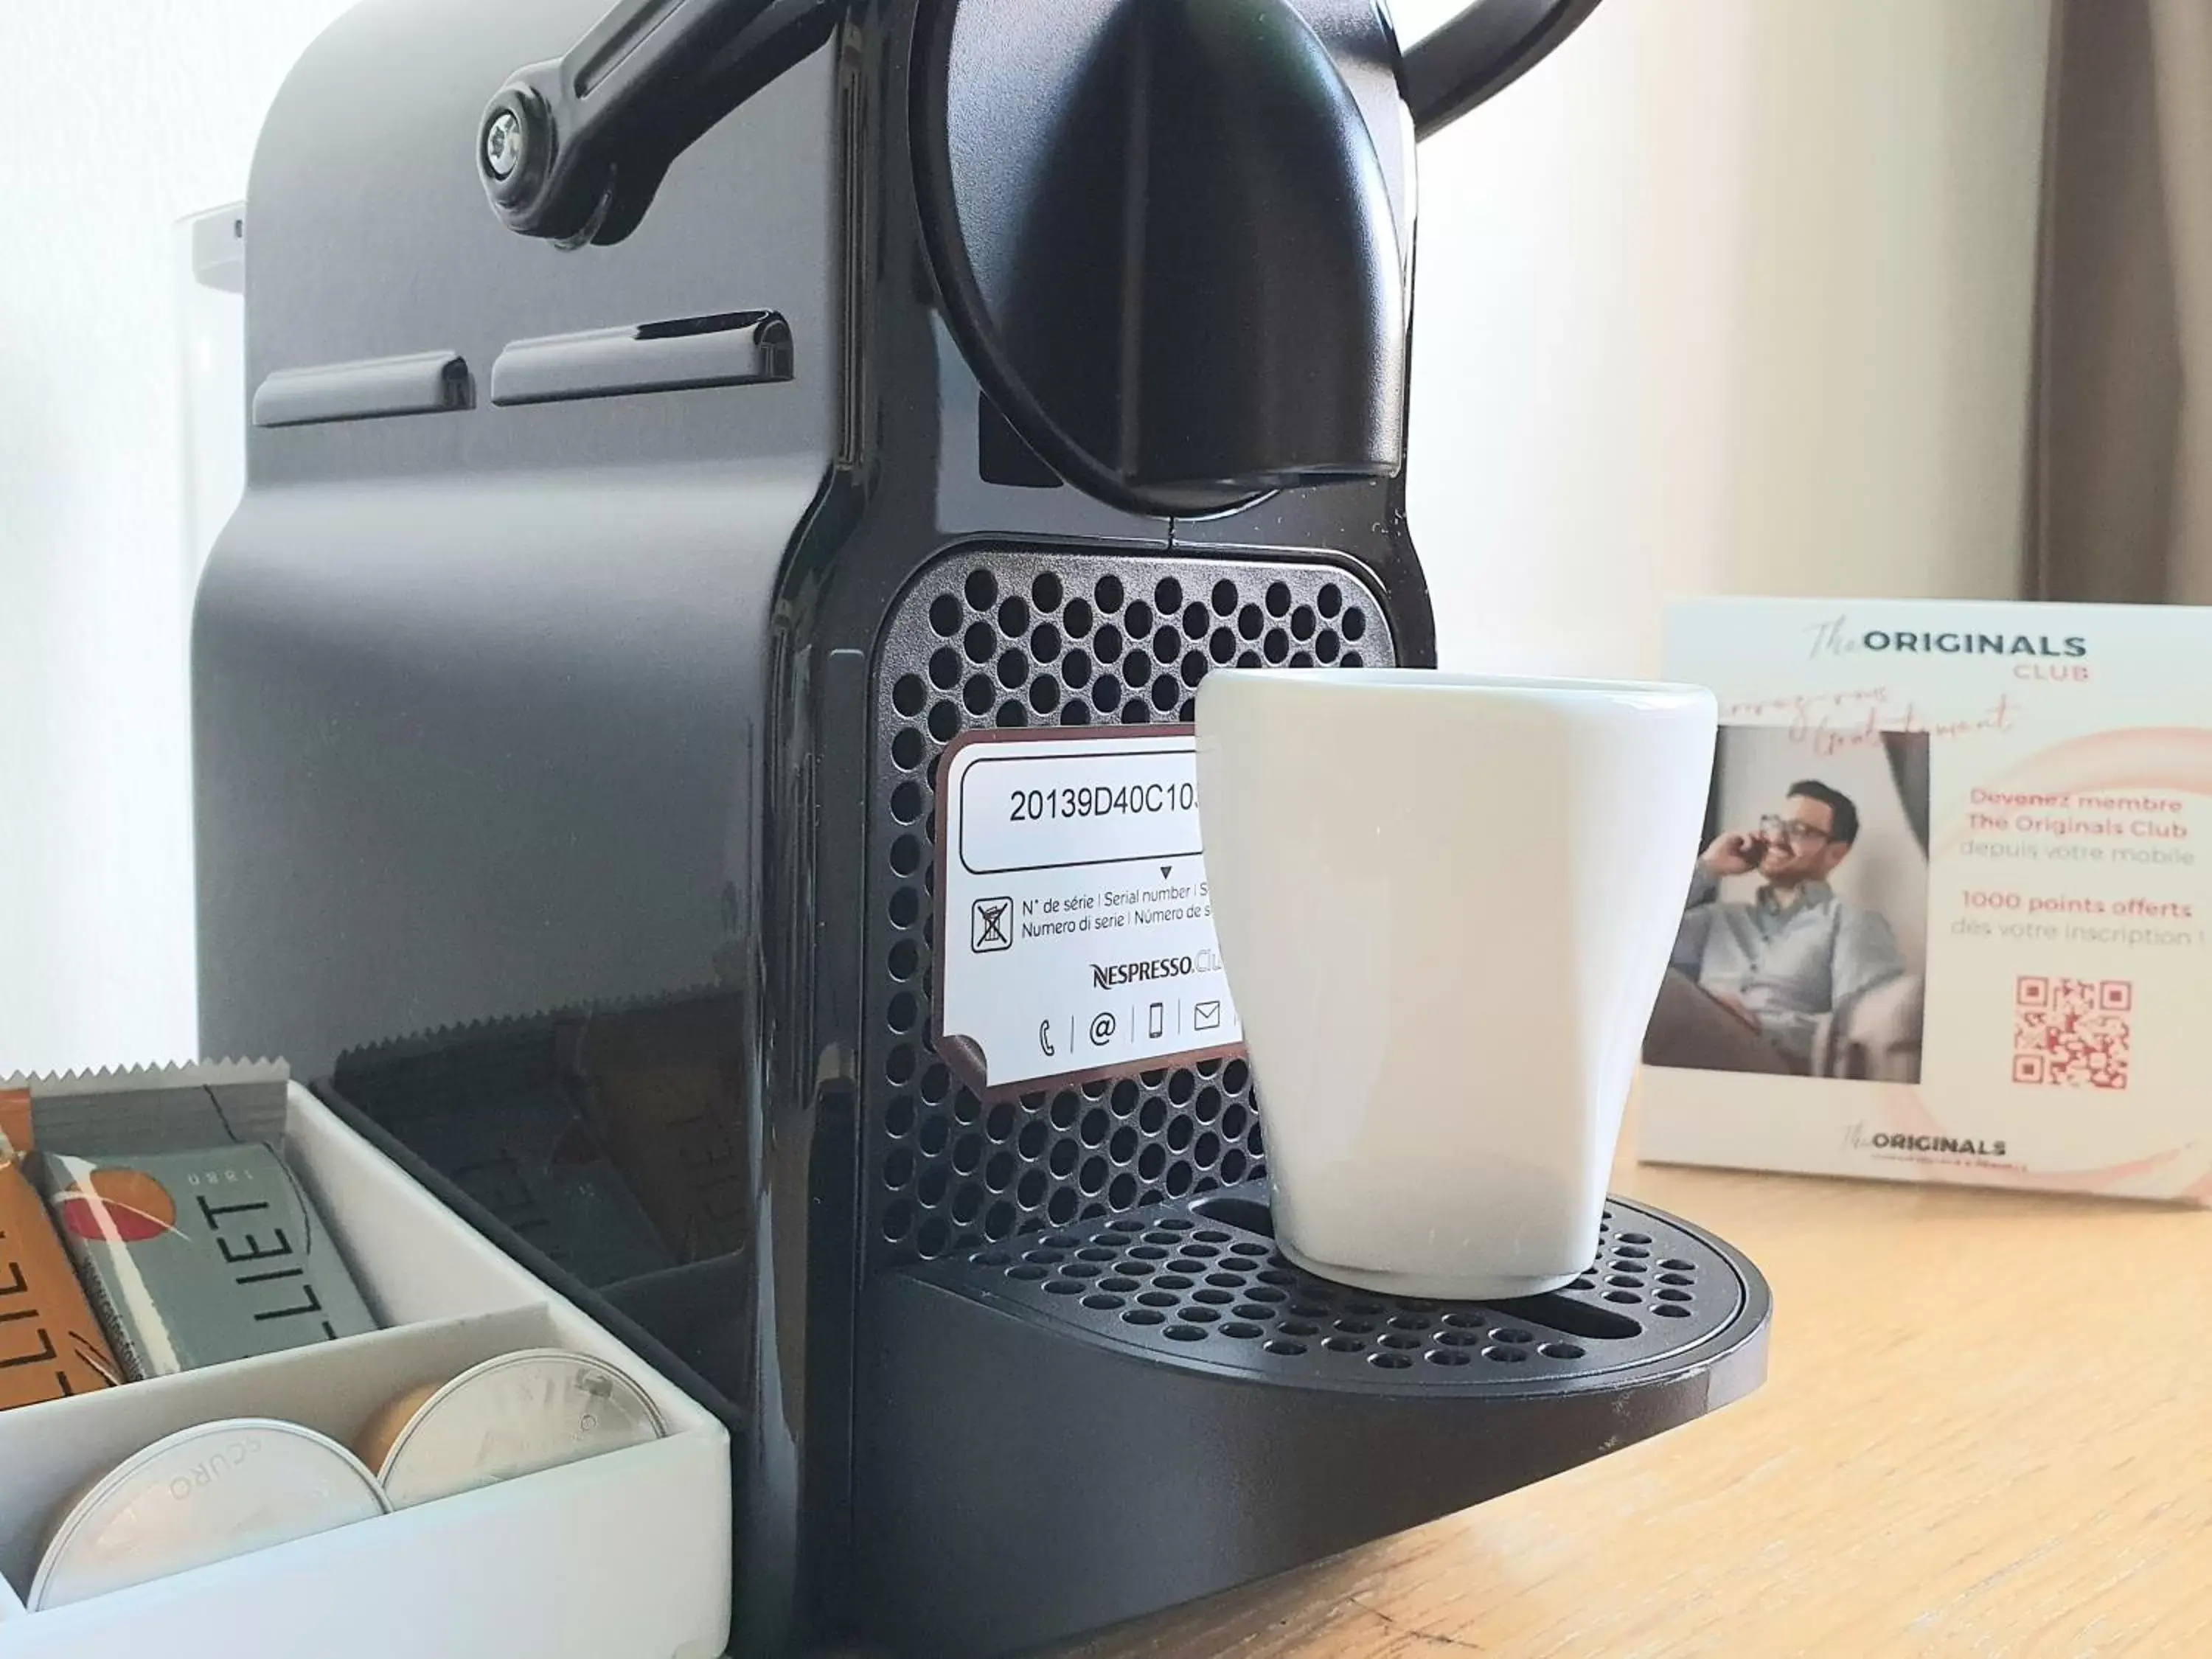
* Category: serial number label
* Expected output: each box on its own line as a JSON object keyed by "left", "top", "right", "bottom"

{"left": 960, "top": 750, "right": 1205, "bottom": 875}
{"left": 1007, "top": 780, "right": 1197, "bottom": 824}
{"left": 935, "top": 728, "right": 1242, "bottom": 1091}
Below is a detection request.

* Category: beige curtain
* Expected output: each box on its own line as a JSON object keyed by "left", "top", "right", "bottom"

{"left": 2032, "top": 0, "right": 2212, "bottom": 602}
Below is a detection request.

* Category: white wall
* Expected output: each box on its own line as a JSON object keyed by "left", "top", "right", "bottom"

{"left": 1400, "top": 0, "right": 2053, "bottom": 678}
{"left": 0, "top": 1, "right": 356, "bottom": 1074}
{"left": 0, "top": 0, "right": 2053, "bottom": 1074}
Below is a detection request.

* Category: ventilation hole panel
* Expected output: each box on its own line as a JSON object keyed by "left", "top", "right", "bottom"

{"left": 865, "top": 552, "right": 1395, "bottom": 1271}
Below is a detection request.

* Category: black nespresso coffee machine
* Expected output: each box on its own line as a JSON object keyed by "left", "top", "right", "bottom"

{"left": 194, "top": 0, "right": 1770, "bottom": 1651}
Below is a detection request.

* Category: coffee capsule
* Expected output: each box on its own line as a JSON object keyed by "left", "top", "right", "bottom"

{"left": 29, "top": 1419, "right": 389, "bottom": 1610}
{"left": 367, "top": 1348, "right": 666, "bottom": 1508}
{"left": 352, "top": 1380, "right": 440, "bottom": 1474}
{"left": 0, "top": 1091, "right": 122, "bottom": 1408}
{"left": 33, "top": 1143, "right": 378, "bottom": 1378}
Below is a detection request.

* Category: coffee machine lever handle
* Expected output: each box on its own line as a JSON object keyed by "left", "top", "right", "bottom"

{"left": 1400, "top": 0, "right": 1604, "bottom": 139}
{"left": 477, "top": 0, "right": 1599, "bottom": 243}
{"left": 479, "top": 0, "right": 835, "bottom": 244}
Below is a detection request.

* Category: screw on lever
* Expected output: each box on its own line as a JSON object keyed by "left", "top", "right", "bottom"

{"left": 476, "top": 0, "right": 820, "bottom": 245}
{"left": 483, "top": 109, "right": 526, "bottom": 181}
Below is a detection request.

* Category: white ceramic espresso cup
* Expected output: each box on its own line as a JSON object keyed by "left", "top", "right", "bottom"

{"left": 1194, "top": 669, "right": 1717, "bottom": 1299}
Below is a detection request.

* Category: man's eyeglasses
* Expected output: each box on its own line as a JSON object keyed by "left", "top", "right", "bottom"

{"left": 1758, "top": 813, "right": 1833, "bottom": 848}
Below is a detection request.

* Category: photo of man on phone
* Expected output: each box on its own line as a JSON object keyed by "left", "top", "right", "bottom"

{"left": 1644, "top": 779, "right": 1907, "bottom": 1077}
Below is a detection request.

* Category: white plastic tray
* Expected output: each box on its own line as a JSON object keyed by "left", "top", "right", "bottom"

{"left": 0, "top": 1083, "right": 731, "bottom": 1659}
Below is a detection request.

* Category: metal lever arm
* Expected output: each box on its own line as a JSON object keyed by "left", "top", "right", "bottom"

{"left": 479, "top": 0, "right": 1599, "bottom": 243}
{"left": 480, "top": 0, "right": 831, "bottom": 243}
{"left": 1402, "top": 0, "right": 1602, "bottom": 139}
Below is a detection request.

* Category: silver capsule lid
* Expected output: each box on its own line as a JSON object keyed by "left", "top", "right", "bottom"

{"left": 30, "top": 1418, "right": 388, "bottom": 1610}
{"left": 378, "top": 1347, "right": 666, "bottom": 1509}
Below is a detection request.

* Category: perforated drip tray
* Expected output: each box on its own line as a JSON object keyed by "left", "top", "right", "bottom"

{"left": 897, "top": 1181, "right": 1753, "bottom": 1391}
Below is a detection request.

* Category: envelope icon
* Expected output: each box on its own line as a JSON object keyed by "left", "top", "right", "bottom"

{"left": 1192, "top": 1000, "right": 1222, "bottom": 1031}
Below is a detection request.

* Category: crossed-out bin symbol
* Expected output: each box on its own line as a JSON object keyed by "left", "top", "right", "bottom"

{"left": 971, "top": 896, "right": 1013, "bottom": 953}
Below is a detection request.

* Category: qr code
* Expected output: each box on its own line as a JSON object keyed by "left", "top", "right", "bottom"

{"left": 2012, "top": 976, "right": 2131, "bottom": 1089}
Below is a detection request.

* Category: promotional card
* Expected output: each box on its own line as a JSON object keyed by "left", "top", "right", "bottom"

{"left": 1644, "top": 598, "right": 2212, "bottom": 1200}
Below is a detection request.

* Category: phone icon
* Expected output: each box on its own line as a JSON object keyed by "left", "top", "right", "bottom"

{"left": 1147, "top": 1002, "right": 1166, "bottom": 1039}
{"left": 1038, "top": 1020, "right": 1056, "bottom": 1057}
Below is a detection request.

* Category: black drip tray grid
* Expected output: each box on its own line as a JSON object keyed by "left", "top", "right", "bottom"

{"left": 896, "top": 1181, "right": 1750, "bottom": 1391}
{"left": 859, "top": 1178, "right": 1769, "bottom": 1652}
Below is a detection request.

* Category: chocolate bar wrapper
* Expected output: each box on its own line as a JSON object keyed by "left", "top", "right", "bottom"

{"left": 32, "top": 1142, "right": 377, "bottom": 1379}
{"left": 0, "top": 1090, "right": 122, "bottom": 1406}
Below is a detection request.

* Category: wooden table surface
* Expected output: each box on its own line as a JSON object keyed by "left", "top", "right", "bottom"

{"left": 1065, "top": 1110, "right": 2212, "bottom": 1658}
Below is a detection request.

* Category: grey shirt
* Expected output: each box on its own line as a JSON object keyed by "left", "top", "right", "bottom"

{"left": 1671, "top": 868, "right": 1906, "bottom": 1065}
